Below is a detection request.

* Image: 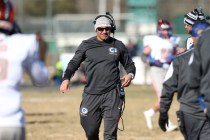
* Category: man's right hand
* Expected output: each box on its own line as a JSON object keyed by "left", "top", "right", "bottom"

{"left": 60, "top": 79, "right": 70, "bottom": 94}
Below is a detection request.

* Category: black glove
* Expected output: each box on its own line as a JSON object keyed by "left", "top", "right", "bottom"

{"left": 158, "top": 112, "right": 169, "bottom": 132}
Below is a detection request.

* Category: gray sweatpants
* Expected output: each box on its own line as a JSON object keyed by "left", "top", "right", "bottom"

{"left": 0, "top": 127, "right": 25, "bottom": 140}
{"left": 80, "top": 88, "right": 124, "bottom": 140}
{"left": 182, "top": 112, "right": 210, "bottom": 140}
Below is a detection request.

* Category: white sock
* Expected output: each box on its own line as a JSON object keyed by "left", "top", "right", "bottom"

{"left": 145, "top": 108, "right": 155, "bottom": 117}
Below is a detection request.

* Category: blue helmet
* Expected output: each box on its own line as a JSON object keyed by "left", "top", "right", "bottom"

{"left": 191, "top": 21, "right": 210, "bottom": 37}
{"left": 157, "top": 19, "right": 173, "bottom": 38}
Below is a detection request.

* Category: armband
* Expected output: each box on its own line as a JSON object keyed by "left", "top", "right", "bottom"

{"left": 198, "top": 96, "right": 206, "bottom": 109}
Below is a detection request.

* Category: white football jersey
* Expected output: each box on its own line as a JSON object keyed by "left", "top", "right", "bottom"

{"left": 0, "top": 33, "right": 48, "bottom": 127}
{"left": 170, "top": 35, "right": 181, "bottom": 48}
{"left": 143, "top": 35, "right": 174, "bottom": 63}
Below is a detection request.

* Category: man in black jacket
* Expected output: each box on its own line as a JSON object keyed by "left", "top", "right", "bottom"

{"left": 159, "top": 21, "right": 210, "bottom": 140}
{"left": 184, "top": 7, "right": 206, "bottom": 50}
{"left": 188, "top": 22, "right": 210, "bottom": 121}
{"left": 60, "top": 13, "right": 136, "bottom": 140}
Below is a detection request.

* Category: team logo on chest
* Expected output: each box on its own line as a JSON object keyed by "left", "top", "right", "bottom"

{"left": 109, "top": 47, "right": 118, "bottom": 55}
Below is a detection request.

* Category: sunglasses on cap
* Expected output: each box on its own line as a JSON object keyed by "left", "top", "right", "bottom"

{"left": 97, "top": 27, "right": 111, "bottom": 31}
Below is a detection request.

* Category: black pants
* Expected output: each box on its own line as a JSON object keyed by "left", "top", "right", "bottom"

{"left": 80, "top": 88, "right": 124, "bottom": 140}
{"left": 179, "top": 111, "right": 210, "bottom": 140}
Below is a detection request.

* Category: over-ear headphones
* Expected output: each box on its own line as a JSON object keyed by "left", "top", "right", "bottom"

{"left": 93, "top": 12, "right": 116, "bottom": 33}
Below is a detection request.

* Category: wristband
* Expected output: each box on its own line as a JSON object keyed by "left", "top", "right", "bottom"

{"left": 128, "top": 73, "right": 134, "bottom": 80}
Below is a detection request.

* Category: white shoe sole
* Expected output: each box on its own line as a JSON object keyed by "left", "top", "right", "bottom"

{"left": 166, "top": 125, "right": 178, "bottom": 132}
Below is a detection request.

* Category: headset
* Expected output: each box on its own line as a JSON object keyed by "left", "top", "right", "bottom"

{"left": 93, "top": 12, "right": 116, "bottom": 33}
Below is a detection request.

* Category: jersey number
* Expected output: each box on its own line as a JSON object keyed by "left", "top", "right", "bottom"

{"left": 0, "top": 58, "right": 7, "bottom": 80}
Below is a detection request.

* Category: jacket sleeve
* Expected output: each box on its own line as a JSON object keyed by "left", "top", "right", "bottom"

{"left": 160, "top": 60, "right": 178, "bottom": 113}
{"left": 119, "top": 42, "right": 136, "bottom": 75}
{"left": 62, "top": 42, "right": 86, "bottom": 80}
{"left": 188, "top": 37, "right": 202, "bottom": 90}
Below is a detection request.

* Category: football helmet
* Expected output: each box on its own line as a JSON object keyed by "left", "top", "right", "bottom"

{"left": 0, "top": 0, "right": 22, "bottom": 34}
{"left": 157, "top": 19, "right": 173, "bottom": 38}
{"left": 0, "top": 0, "right": 15, "bottom": 23}
{"left": 191, "top": 21, "right": 210, "bottom": 37}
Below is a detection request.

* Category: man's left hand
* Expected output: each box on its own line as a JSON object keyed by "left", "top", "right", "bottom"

{"left": 159, "top": 112, "right": 169, "bottom": 132}
{"left": 120, "top": 74, "right": 132, "bottom": 87}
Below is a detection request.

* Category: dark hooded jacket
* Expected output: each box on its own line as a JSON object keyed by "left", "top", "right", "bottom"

{"left": 160, "top": 48, "right": 206, "bottom": 119}
{"left": 63, "top": 36, "right": 136, "bottom": 95}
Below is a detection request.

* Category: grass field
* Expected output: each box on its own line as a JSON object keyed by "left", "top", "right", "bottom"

{"left": 22, "top": 84, "right": 184, "bottom": 140}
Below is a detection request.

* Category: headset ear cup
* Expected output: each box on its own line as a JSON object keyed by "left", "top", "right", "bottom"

{"left": 112, "top": 24, "right": 116, "bottom": 33}
{"left": 110, "top": 24, "right": 116, "bottom": 33}
{"left": 105, "top": 13, "right": 116, "bottom": 33}
{"left": 110, "top": 25, "right": 114, "bottom": 33}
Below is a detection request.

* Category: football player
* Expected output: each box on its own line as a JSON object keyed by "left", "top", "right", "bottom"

{"left": 143, "top": 19, "right": 179, "bottom": 132}
{"left": 0, "top": 0, "right": 48, "bottom": 140}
